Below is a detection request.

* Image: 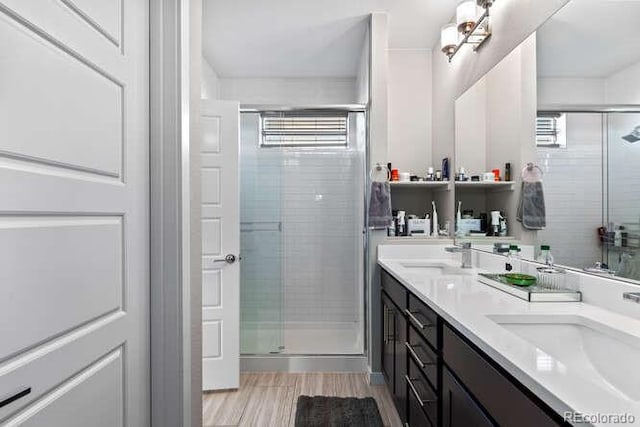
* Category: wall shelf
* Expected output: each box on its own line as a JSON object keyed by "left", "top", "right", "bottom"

{"left": 455, "top": 181, "right": 515, "bottom": 191}
{"left": 390, "top": 181, "right": 451, "bottom": 191}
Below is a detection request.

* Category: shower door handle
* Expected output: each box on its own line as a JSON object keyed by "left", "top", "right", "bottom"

{"left": 212, "top": 254, "right": 238, "bottom": 264}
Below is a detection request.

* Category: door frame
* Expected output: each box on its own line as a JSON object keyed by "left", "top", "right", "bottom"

{"left": 150, "top": 0, "right": 202, "bottom": 426}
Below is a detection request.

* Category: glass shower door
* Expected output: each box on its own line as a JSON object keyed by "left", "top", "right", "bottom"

{"left": 239, "top": 113, "right": 284, "bottom": 354}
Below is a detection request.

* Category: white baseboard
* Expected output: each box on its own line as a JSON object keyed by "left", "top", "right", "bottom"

{"left": 368, "top": 371, "right": 386, "bottom": 385}
{"left": 240, "top": 355, "right": 368, "bottom": 373}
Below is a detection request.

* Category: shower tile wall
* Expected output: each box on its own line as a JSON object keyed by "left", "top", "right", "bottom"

{"left": 281, "top": 151, "right": 363, "bottom": 323}
{"left": 608, "top": 113, "right": 640, "bottom": 225}
{"left": 536, "top": 113, "right": 603, "bottom": 268}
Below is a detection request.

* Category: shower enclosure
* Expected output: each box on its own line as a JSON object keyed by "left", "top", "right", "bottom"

{"left": 239, "top": 109, "right": 366, "bottom": 356}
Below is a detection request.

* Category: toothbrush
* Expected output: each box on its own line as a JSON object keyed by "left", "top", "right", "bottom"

{"left": 432, "top": 201, "right": 438, "bottom": 237}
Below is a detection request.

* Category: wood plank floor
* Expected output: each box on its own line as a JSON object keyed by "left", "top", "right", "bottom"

{"left": 202, "top": 373, "right": 402, "bottom": 427}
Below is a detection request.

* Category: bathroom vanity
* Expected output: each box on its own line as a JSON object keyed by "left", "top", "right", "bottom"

{"left": 378, "top": 244, "right": 640, "bottom": 427}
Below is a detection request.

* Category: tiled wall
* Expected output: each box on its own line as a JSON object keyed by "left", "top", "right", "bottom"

{"left": 536, "top": 113, "right": 603, "bottom": 269}
{"left": 240, "top": 113, "right": 365, "bottom": 326}
{"left": 607, "top": 113, "right": 640, "bottom": 225}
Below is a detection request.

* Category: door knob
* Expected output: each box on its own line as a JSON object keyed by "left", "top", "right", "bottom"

{"left": 212, "top": 254, "right": 237, "bottom": 264}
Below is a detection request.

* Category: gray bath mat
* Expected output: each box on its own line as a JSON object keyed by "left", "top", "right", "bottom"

{"left": 294, "top": 396, "right": 384, "bottom": 427}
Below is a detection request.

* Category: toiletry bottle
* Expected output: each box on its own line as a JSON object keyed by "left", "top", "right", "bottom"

{"left": 431, "top": 201, "right": 438, "bottom": 238}
{"left": 505, "top": 245, "right": 516, "bottom": 272}
{"left": 505, "top": 163, "right": 511, "bottom": 181}
{"left": 456, "top": 201, "right": 462, "bottom": 236}
{"left": 499, "top": 216, "right": 507, "bottom": 237}
{"left": 396, "top": 211, "right": 406, "bottom": 237}
{"left": 513, "top": 247, "right": 522, "bottom": 273}
{"left": 442, "top": 158, "right": 450, "bottom": 181}
{"left": 426, "top": 167, "right": 434, "bottom": 181}
{"left": 387, "top": 218, "right": 396, "bottom": 237}
{"left": 537, "top": 245, "right": 554, "bottom": 266}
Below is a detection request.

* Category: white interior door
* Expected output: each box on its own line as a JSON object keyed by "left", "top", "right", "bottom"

{"left": 202, "top": 100, "right": 240, "bottom": 391}
{"left": 0, "top": 1, "right": 149, "bottom": 426}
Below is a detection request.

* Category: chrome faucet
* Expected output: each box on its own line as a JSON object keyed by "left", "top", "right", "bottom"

{"left": 446, "top": 242, "right": 472, "bottom": 269}
{"left": 623, "top": 292, "right": 640, "bottom": 304}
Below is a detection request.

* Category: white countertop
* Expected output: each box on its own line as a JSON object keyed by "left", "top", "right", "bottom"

{"left": 378, "top": 255, "right": 640, "bottom": 426}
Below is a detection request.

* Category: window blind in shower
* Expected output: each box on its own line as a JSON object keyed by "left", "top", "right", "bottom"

{"left": 260, "top": 112, "right": 348, "bottom": 147}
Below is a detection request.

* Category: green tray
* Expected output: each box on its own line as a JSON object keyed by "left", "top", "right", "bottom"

{"left": 502, "top": 273, "right": 537, "bottom": 287}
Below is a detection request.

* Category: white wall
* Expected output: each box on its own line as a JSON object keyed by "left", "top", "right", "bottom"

{"left": 355, "top": 26, "right": 370, "bottom": 106}
{"left": 368, "top": 12, "right": 388, "bottom": 377}
{"left": 201, "top": 57, "right": 219, "bottom": 99}
{"left": 538, "top": 77, "right": 605, "bottom": 106}
{"left": 432, "top": 0, "right": 569, "bottom": 226}
{"left": 605, "top": 60, "right": 640, "bottom": 105}
{"left": 455, "top": 78, "right": 487, "bottom": 175}
{"left": 218, "top": 77, "right": 357, "bottom": 105}
{"left": 387, "top": 49, "right": 432, "bottom": 175}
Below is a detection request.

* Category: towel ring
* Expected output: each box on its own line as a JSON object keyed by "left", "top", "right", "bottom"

{"left": 521, "top": 162, "right": 543, "bottom": 177}
{"left": 371, "top": 163, "right": 390, "bottom": 183}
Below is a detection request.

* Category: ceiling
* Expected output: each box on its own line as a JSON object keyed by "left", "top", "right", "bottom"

{"left": 537, "top": 0, "right": 640, "bottom": 78}
{"left": 202, "top": 0, "right": 458, "bottom": 78}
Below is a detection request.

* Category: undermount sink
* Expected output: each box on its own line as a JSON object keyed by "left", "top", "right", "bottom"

{"left": 399, "top": 261, "right": 474, "bottom": 276}
{"left": 488, "top": 314, "right": 640, "bottom": 402}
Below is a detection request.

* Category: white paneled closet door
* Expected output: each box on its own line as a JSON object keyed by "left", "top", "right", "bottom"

{"left": 0, "top": 1, "right": 149, "bottom": 426}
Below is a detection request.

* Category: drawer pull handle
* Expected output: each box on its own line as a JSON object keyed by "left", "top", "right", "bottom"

{"left": 405, "top": 375, "right": 435, "bottom": 407}
{"left": 405, "top": 342, "right": 435, "bottom": 369}
{"left": 0, "top": 387, "right": 31, "bottom": 409}
{"left": 405, "top": 309, "right": 435, "bottom": 330}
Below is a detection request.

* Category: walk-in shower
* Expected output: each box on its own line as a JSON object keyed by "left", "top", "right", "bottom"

{"left": 239, "top": 108, "right": 366, "bottom": 357}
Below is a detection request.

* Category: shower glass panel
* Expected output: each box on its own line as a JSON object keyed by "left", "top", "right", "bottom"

{"left": 239, "top": 111, "right": 366, "bottom": 355}
{"left": 605, "top": 112, "right": 640, "bottom": 280}
{"left": 239, "top": 113, "right": 284, "bottom": 354}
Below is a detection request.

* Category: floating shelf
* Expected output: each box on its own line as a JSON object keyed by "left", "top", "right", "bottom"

{"left": 390, "top": 181, "right": 451, "bottom": 191}
{"left": 455, "top": 181, "right": 515, "bottom": 191}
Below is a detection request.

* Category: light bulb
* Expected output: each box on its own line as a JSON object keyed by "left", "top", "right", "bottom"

{"left": 456, "top": 0, "right": 478, "bottom": 34}
{"left": 441, "top": 23, "right": 458, "bottom": 56}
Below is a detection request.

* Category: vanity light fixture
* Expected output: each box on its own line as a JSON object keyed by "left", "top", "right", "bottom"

{"left": 456, "top": 1, "right": 478, "bottom": 34}
{"left": 441, "top": 0, "right": 495, "bottom": 62}
{"left": 440, "top": 23, "right": 459, "bottom": 57}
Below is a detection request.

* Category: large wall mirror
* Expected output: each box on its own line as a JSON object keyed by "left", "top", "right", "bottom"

{"left": 454, "top": 0, "right": 640, "bottom": 284}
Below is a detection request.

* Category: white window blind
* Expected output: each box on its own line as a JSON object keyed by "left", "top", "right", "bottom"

{"left": 261, "top": 112, "right": 348, "bottom": 147}
{"left": 536, "top": 113, "right": 567, "bottom": 147}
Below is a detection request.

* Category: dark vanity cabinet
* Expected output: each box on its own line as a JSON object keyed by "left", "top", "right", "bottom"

{"left": 381, "top": 274, "right": 408, "bottom": 422}
{"left": 381, "top": 268, "right": 568, "bottom": 427}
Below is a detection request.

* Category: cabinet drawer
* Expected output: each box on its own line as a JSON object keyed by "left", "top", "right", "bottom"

{"left": 407, "top": 294, "right": 438, "bottom": 348}
{"left": 382, "top": 269, "right": 407, "bottom": 310}
{"left": 406, "top": 358, "right": 438, "bottom": 427}
{"left": 443, "top": 325, "right": 562, "bottom": 427}
{"left": 407, "top": 324, "right": 438, "bottom": 390}
{"left": 408, "top": 379, "right": 434, "bottom": 427}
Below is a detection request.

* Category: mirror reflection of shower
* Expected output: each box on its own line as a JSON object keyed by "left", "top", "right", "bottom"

{"left": 535, "top": 111, "right": 640, "bottom": 281}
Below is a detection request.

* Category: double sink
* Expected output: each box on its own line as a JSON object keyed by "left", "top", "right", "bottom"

{"left": 395, "top": 259, "right": 640, "bottom": 405}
